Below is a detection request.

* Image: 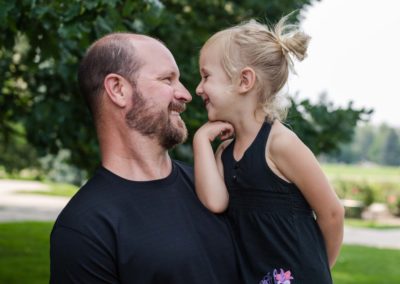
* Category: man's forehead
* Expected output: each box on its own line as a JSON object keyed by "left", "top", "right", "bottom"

{"left": 135, "top": 38, "right": 171, "bottom": 56}
{"left": 129, "top": 34, "right": 158, "bottom": 46}
{"left": 136, "top": 42, "right": 179, "bottom": 71}
{"left": 141, "top": 60, "right": 180, "bottom": 77}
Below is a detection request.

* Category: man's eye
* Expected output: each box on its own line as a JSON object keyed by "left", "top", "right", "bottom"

{"left": 162, "top": 78, "right": 172, "bottom": 84}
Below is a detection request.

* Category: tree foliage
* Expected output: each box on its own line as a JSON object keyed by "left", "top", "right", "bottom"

{"left": 381, "top": 128, "right": 400, "bottom": 166}
{"left": 0, "top": 123, "right": 40, "bottom": 174}
{"left": 0, "top": 0, "right": 372, "bottom": 175}
{"left": 326, "top": 123, "right": 400, "bottom": 166}
{"left": 286, "top": 94, "right": 372, "bottom": 155}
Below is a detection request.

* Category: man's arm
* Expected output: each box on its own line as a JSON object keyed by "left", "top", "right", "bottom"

{"left": 50, "top": 225, "right": 119, "bottom": 284}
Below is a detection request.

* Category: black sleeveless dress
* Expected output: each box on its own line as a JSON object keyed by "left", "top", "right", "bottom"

{"left": 221, "top": 122, "right": 332, "bottom": 284}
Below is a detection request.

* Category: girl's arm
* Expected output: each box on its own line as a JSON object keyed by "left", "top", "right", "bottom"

{"left": 269, "top": 124, "right": 345, "bottom": 268}
{"left": 193, "top": 121, "right": 234, "bottom": 213}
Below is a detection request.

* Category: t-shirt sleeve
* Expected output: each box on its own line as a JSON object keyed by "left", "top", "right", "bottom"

{"left": 50, "top": 225, "right": 119, "bottom": 284}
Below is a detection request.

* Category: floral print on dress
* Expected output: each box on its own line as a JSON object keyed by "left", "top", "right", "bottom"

{"left": 275, "top": 269, "right": 294, "bottom": 284}
{"left": 259, "top": 272, "right": 273, "bottom": 284}
{"left": 259, "top": 269, "right": 294, "bottom": 284}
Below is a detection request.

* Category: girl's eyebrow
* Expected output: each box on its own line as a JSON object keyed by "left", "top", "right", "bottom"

{"left": 200, "top": 67, "right": 209, "bottom": 74}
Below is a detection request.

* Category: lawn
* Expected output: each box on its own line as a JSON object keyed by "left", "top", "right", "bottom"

{"left": 332, "top": 245, "right": 400, "bottom": 283}
{"left": 322, "top": 163, "right": 400, "bottom": 207}
{"left": 18, "top": 182, "right": 78, "bottom": 197}
{"left": 345, "top": 218, "right": 400, "bottom": 229}
{"left": 322, "top": 163, "right": 400, "bottom": 183}
{"left": 1, "top": 222, "right": 400, "bottom": 283}
{"left": 0, "top": 222, "right": 53, "bottom": 284}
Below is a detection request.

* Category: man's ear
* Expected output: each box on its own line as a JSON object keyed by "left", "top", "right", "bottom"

{"left": 238, "top": 67, "right": 256, "bottom": 94}
{"left": 104, "top": 73, "right": 131, "bottom": 107}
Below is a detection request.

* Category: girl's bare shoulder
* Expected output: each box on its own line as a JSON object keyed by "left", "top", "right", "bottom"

{"left": 269, "top": 121, "right": 302, "bottom": 154}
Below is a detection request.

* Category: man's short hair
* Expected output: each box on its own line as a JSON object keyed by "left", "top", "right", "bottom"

{"left": 78, "top": 33, "right": 143, "bottom": 119}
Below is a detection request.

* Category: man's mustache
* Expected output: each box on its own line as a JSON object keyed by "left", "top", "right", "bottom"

{"left": 169, "top": 102, "right": 186, "bottom": 113}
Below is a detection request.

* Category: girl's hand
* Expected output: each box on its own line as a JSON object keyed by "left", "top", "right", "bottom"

{"left": 194, "top": 121, "right": 234, "bottom": 142}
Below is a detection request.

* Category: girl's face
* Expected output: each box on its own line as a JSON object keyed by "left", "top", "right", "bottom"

{"left": 196, "top": 44, "right": 237, "bottom": 121}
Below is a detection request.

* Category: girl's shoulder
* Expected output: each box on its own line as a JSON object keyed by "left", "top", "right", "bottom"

{"left": 269, "top": 120, "right": 299, "bottom": 144}
{"left": 266, "top": 121, "right": 315, "bottom": 183}
{"left": 268, "top": 121, "right": 306, "bottom": 158}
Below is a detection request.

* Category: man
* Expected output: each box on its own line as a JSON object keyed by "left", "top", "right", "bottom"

{"left": 50, "top": 33, "right": 240, "bottom": 283}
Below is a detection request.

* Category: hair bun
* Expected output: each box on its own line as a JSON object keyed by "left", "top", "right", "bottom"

{"left": 274, "top": 14, "right": 311, "bottom": 62}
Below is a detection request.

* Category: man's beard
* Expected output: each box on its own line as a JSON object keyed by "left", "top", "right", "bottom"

{"left": 125, "top": 89, "right": 188, "bottom": 149}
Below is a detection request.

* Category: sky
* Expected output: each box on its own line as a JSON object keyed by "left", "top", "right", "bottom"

{"left": 289, "top": 0, "right": 400, "bottom": 127}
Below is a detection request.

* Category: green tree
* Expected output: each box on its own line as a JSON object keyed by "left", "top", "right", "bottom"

{"left": 335, "top": 124, "right": 376, "bottom": 164}
{"left": 381, "top": 128, "right": 400, "bottom": 166}
{"left": 324, "top": 123, "right": 400, "bottom": 166}
{"left": 368, "top": 124, "right": 391, "bottom": 164}
{"left": 0, "top": 123, "right": 40, "bottom": 174}
{"left": 357, "top": 124, "right": 375, "bottom": 161}
{"left": 286, "top": 94, "right": 372, "bottom": 156}
{"left": 0, "top": 0, "right": 371, "bottom": 176}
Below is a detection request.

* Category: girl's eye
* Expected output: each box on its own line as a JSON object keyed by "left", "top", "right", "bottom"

{"left": 203, "top": 74, "right": 209, "bottom": 80}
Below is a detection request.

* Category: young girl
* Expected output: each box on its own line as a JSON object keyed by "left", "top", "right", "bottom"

{"left": 193, "top": 14, "right": 344, "bottom": 284}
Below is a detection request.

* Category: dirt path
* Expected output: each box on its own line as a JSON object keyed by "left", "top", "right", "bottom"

{"left": 0, "top": 179, "right": 69, "bottom": 222}
{"left": 1, "top": 179, "right": 400, "bottom": 249}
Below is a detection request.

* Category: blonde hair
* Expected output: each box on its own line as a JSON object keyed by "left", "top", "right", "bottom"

{"left": 203, "top": 13, "right": 310, "bottom": 122}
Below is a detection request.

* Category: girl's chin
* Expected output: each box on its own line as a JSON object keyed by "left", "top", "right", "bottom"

{"left": 207, "top": 113, "right": 217, "bottom": 121}
{"left": 207, "top": 109, "right": 223, "bottom": 121}
{"left": 208, "top": 112, "right": 225, "bottom": 122}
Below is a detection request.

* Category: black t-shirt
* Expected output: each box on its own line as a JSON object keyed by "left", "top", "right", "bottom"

{"left": 50, "top": 161, "right": 239, "bottom": 284}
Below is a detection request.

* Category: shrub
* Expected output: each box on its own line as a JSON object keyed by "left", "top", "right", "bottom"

{"left": 332, "top": 180, "right": 376, "bottom": 206}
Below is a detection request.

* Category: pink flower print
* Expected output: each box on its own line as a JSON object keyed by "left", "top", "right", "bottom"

{"left": 274, "top": 268, "right": 294, "bottom": 284}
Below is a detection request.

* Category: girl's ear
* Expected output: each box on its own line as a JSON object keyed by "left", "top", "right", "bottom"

{"left": 238, "top": 67, "right": 256, "bottom": 94}
{"left": 104, "top": 73, "right": 131, "bottom": 108}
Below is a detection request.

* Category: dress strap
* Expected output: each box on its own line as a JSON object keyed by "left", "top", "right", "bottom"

{"left": 250, "top": 121, "right": 272, "bottom": 157}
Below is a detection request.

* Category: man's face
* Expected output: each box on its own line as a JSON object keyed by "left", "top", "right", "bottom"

{"left": 125, "top": 87, "right": 187, "bottom": 149}
{"left": 125, "top": 39, "right": 192, "bottom": 149}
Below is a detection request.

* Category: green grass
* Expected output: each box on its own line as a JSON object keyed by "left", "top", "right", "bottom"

{"left": 332, "top": 245, "right": 400, "bottom": 283}
{"left": 0, "top": 167, "right": 43, "bottom": 181}
{"left": 322, "top": 163, "right": 400, "bottom": 183}
{"left": 345, "top": 218, "right": 400, "bottom": 229}
{"left": 18, "top": 182, "right": 78, "bottom": 197}
{"left": 1, "top": 222, "right": 399, "bottom": 283}
{"left": 0, "top": 222, "right": 53, "bottom": 284}
{"left": 322, "top": 163, "right": 400, "bottom": 208}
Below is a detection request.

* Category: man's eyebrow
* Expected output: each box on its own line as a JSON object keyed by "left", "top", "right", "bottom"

{"left": 159, "top": 70, "right": 179, "bottom": 78}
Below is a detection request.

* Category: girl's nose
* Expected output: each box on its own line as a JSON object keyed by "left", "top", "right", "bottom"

{"left": 195, "top": 82, "right": 203, "bottom": 96}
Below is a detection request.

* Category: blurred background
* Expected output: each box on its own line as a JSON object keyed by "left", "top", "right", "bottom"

{"left": 1, "top": 0, "right": 399, "bottom": 283}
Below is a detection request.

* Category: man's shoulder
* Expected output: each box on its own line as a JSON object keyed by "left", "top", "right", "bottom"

{"left": 54, "top": 169, "right": 125, "bottom": 230}
{"left": 173, "top": 159, "right": 193, "bottom": 170}
{"left": 173, "top": 159, "right": 194, "bottom": 182}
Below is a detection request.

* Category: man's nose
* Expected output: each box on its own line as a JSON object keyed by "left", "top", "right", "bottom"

{"left": 175, "top": 83, "right": 192, "bottom": 103}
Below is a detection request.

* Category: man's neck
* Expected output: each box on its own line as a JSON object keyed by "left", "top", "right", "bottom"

{"left": 100, "top": 133, "right": 173, "bottom": 181}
